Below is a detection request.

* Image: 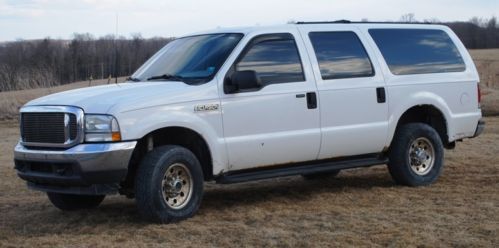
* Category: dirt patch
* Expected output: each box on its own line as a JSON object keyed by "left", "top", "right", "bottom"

{"left": 0, "top": 118, "right": 498, "bottom": 247}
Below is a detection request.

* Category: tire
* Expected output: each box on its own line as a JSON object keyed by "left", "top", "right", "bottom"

{"left": 388, "top": 123, "right": 444, "bottom": 186}
{"left": 135, "top": 145, "right": 204, "bottom": 223}
{"left": 302, "top": 170, "right": 340, "bottom": 180}
{"left": 47, "top": 193, "right": 105, "bottom": 211}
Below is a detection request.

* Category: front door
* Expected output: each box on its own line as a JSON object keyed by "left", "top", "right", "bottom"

{"left": 220, "top": 31, "right": 321, "bottom": 171}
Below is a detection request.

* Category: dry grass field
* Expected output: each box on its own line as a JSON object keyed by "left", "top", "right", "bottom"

{"left": 0, "top": 118, "right": 498, "bottom": 247}
{"left": 0, "top": 50, "right": 498, "bottom": 247}
{"left": 0, "top": 77, "right": 127, "bottom": 121}
{"left": 470, "top": 49, "right": 499, "bottom": 116}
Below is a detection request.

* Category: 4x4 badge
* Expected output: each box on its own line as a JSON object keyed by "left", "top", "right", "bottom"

{"left": 194, "top": 104, "right": 219, "bottom": 112}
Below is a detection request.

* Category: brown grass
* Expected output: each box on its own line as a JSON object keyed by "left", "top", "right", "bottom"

{"left": 469, "top": 49, "right": 499, "bottom": 116}
{"left": 469, "top": 49, "right": 499, "bottom": 90}
{"left": 0, "top": 118, "right": 498, "bottom": 247}
{"left": 0, "top": 77, "right": 127, "bottom": 121}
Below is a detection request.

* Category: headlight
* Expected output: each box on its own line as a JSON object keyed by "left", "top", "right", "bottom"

{"left": 84, "top": 114, "right": 121, "bottom": 142}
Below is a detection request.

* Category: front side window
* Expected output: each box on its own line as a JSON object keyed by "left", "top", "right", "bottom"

{"left": 235, "top": 34, "right": 305, "bottom": 85}
{"left": 309, "top": 31, "right": 374, "bottom": 80}
{"left": 369, "top": 29, "right": 466, "bottom": 75}
{"left": 132, "top": 33, "right": 243, "bottom": 84}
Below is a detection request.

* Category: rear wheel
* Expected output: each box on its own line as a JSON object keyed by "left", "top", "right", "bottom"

{"left": 47, "top": 193, "right": 105, "bottom": 211}
{"left": 135, "top": 145, "right": 204, "bottom": 223}
{"left": 302, "top": 170, "right": 340, "bottom": 180}
{"left": 388, "top": 123, "right": 444, "bottom": 186}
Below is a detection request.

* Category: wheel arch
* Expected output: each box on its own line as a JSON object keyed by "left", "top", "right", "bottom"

{"left": 121, "top": 125, "right": 216, "bottom": 196}
{"left": 389, "top": 104, "right": 453, "bottom": 149}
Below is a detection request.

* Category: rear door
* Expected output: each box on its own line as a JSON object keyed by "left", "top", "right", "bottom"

{"left": 218, "top": 28, "right": 321, "bottom": 171}
{"left": 298, "top": 25, "right": 389, "bottom": 159}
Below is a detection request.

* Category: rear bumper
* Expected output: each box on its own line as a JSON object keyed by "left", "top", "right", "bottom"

{"left": 14, "top": 141, "right": 136, "bottom": 194}
{"left": 473, "top": 119, "right": 485, "bottom": 138}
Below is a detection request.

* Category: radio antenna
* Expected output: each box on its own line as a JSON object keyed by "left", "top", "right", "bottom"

{"left": 114, "top": 12, "right": 119, "bottom": 84}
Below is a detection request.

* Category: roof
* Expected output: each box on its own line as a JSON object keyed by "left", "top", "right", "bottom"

{"left": 295, "top": 20, "right": 438, "bottom": 25}
{"left": 181, "top": 21, "right": 449, "bottom": 38}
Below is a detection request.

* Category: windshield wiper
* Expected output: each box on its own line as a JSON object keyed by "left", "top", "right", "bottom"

{"left": 146, "top": 74, "right": 184, "bottom": 82}
{"left": 127, "top": 76, "right": 141, "bottom": 82}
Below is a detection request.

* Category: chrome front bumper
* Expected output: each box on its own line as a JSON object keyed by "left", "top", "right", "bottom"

{"left": 14, "top": 141, "right": 136, "bottom": 194}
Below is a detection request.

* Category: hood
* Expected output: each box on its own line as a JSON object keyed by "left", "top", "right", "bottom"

{"left": 25, "top": 81, "right": 210, "bottom": 114}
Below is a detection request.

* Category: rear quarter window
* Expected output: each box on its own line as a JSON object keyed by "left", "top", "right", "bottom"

{"left": 369, "top": 29, "right": 466, "bottom": 75}
{"left": 309, "top": 31, "right": 374, "bottom": 80}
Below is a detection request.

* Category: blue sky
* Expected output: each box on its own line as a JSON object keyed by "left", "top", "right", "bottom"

{"left": 0, "top": 0, "right": 497, "bottom": 41}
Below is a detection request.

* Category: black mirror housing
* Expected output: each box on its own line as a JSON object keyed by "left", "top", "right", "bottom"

{"left": 226, "top": 70, "right": 261, "bottom": 93}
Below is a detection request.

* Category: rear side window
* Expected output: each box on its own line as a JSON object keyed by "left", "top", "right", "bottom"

{"left": 236, "top": 35, "right": 304, "bottom": 85}
{"left": 309, "top": 32, "right": 374, "bottom": 80}
{"left": 369, "top": 29, "right": 466, "bottom": 75}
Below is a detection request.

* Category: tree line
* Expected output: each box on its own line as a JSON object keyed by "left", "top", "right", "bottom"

{"left": 446, "top": 17, "right": 499, "bottom": 49}
{"left": 0, "top": 16, "right": 498, "bottom": 91}
{"left": 400, "top": 14, "right": 499, "bottom": 49}
{"left": 0, "top": 34, "right": 172, "bottom": 91}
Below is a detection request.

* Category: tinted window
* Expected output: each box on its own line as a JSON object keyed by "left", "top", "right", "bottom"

{"left": 236, "top": 37, "right": 304, "bottom": 85}
{"left": 309, "top": 32, "right": 374, "bottom": 79}
{"left": 369, "top": 29, "right": 465, "bottom": 75}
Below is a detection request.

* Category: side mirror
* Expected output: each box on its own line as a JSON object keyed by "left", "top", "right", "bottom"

{"left": 226, "top": 70, "right": 261, "bottom": 93}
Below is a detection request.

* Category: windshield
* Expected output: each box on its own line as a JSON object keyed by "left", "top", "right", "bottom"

{"left": 131, "top": 33, "right": 243, "bottom": 84}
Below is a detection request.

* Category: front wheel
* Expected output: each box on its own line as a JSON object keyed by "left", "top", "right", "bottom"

{"left": 47, "top": 193, "right": 105, "bottom": 211}
{"left": 388, "top": 123, "right": 444, "bottom": 186}
{"left": 135, "top": 145, "right": 204, "bottom": 223}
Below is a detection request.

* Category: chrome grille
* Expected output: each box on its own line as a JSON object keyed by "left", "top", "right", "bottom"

{"left": 20, "top": 106, "right": 84, "bottom": 148}
{"left": 22, "top": 113, "right": 67, "bottom": 143}
{"left": 69, "top": 114, "right": 78, "bottom": 140}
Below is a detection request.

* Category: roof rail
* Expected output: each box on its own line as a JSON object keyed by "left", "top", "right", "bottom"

{"left": 295, "top": 20, "right": 436, "bottom": 25}
{"left": 295, "top": 20, "right": 351, "bottom": 24}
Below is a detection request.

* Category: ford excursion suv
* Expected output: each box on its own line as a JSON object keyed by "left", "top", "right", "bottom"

{"left": 14, "top": 22, "right": 484, "bottom": 223}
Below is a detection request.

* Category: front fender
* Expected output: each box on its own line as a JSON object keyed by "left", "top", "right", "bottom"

{"left": 114, "top": 102, "right": 227, "bottom": 175}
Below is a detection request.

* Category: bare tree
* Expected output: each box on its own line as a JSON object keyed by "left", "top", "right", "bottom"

{"left": 487, "top": 17, "right": 498, "bottom": 29}
{"left": 400, "top": 13, "right": 417, "bottom": 23}
{"left": 0, "top": 34, "right": 172, "bottom": 91}
{"left": 423, "top": 18, "right": 440, "bottom": 24}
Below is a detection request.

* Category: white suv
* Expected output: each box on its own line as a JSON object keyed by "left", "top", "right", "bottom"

{"left": 14, "top": 22, "right": 484, "bottom": 223}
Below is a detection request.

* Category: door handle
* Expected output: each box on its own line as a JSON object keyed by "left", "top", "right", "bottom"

{"left": 306, "top": 92, "right": 317, "bottom": 109}
{"left": 376, "top": 87, "right": 386, "bottom": 103}
{"left": 296, "top": 94, "right": 305, "bottom": 98}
